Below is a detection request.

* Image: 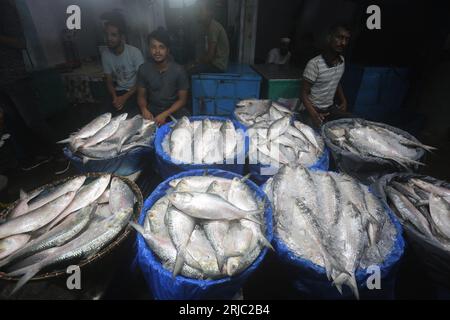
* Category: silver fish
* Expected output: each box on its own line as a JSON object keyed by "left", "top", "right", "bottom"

{"left": 0, "top": 235, "right": 31, "bottom": 260}
{"left": 0, "top": 191, "right": 77, "bottom": 239}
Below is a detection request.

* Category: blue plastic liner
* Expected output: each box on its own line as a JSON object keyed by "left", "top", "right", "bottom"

{"left": 64, "top": 145, "right": 154, "bottom": 176}
{"left": 136, "top": 169, "right": 273, "bottom": 300}
{"left": 268, "top": 184, "right": 405, "bottom": 300}
{"left": 249, "top": 147, "right": 330, "bottom": 185}
{"left": 154, "top": 116, "right": 249, "bottom": 179}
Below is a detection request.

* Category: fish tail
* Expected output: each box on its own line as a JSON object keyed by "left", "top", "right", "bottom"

{"left": 216, "top": 254, "right": 227, "bottom": 272}
{"left": 173, "top": 245, "right": 186, "bottom": 278}
{"left": 332, "top": 272, "right": 360, "bottom": 300}
{"left": 240, "top": 173, "right": 252, "bottom": 182}
{"left": 8, "top": 264, "right": 42, "bottom": 296}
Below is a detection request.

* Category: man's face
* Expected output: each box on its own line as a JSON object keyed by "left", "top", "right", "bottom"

{"left": 150, "top": 38, "right": 169, "bottom": 63}
{"left": 105, "top": 25, "right": 122, "bottom": 50}
{"left": 329, "top": 28, "right": 351, "bottom": 54}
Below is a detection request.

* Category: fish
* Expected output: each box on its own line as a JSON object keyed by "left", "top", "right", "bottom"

{"left": 0, "top": 235, "right": 31, "bottom": 260}
{"left": 0, "top": 191, "right": 77, "bottom": 239}
{"left": 0, "top": 205, "right": 94, "bottom": 268}
{"left": 44, "top": 175, "right": 111, "bottom": 231}
{"left": 166, "top": 206, "right": 196, "bottom": 277}
{"left": 267, "top": 117, "right": 291, "bottom": 141}
{"left": 166, "top": 192, "right": 263, "bottom": 225}
{"left": 386, "top": 186, "right": 434, "bottom": 237}
{"left": 25, "top": 177, "right": 86, "bottom": 214}
{"left": 202, "top": 119, "right": 224, "bottom": 164}
{"left": 103, "top": 115, "right": 143, "bottom": 151}
{"left": 428, "top": 194, "right": 450, "bottom": 240}
{"left": 170, "top": 117, "right": 193, "bottom": 164}
{"left": 410, "top": 179, "right": 450, "bottom": 198}
{"left": 8, "top": 207, "right": 132, "bottom": 295}
{"left": 221, "top": 120, "right": 237, "bottom": 160}
{"left": 326, "top": 120, "right": 431, "bottom": 168}
{"left": 269, "top": 165, "right": 394, "bottom": 299}
{"left": 57, "top": 113, "right": 112, "bottom": 145}
{"left": 8, "top": 187, "right": 45, "bottom": 219}
{"left": 79, "top": 113, "right": 128, "bottom": 150}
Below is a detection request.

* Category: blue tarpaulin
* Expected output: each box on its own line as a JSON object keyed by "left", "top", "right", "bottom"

{"left": 136, "top": 169, "right": 273, "bottom": 300}
{"left": 154, "top": 116, "right": 249, "bottom": 179}
{"left": 64, "top": 145, "right": 154, "bottom": 176}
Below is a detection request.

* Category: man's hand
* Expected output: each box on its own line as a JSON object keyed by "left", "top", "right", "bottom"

{"left": 310, "top": 109, "right": 329, "bottom": 128}
{"left": 113, "top": 95, "right": 128, "bottom": 110}
{"left": 155, "top": 112, "right": 169, "bottom": 126}
{"left": 141, "top": 108, "right": 154, "bottom": 121}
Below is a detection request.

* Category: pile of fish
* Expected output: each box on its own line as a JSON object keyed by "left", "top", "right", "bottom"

{"left": 249, "top": 117, "right": 324, "bottom": 167}
{"left": 324, "top": 119, "right": 435, "bottom": 169}
{"left": 58, "top": 113, "right": 156, "bottom": 163}
{"left": 264, "top": 165, "right": 397, "bottom": 299}
{"left": 234, "top": 99, "right": 293, "bottom": 127}
{"left": 383, "top": 176, "right": 450, "bottom": 251}
{"left": 162, "top": 117, "right": 245, "bottom": 164}
{"left": 0, "top": 175, "right": 136, "bottom": 295}
{"left": 131, "top": 173, "right": 272, "bottom": 280}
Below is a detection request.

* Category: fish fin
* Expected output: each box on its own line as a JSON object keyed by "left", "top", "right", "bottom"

{"left": 8, "top": 264, "right": 42, "bottom": 296}
{"left": 19, "top": 189, "right": 28, "bottom": 200}
{"left": 173, "top": 246, "right": 186, "bottom": 278}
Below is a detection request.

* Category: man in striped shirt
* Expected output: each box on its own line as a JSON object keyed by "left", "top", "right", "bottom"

{"left": 301, "top": 24, "right": 351, "bottom": 128}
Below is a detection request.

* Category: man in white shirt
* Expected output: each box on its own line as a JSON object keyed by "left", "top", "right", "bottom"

{"left": 266, "top": 38, "right": 291, "bottom": 65}
{"left": 301, "top": 24, "right": 351, "bottom": 128}
{"left": 101, "top": 18, "right": 145, "bottom": 116}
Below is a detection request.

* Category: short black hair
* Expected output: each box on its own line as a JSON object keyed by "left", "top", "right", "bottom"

{"left": 102, "top": 11, "right": 127, "bottom": 35}
{"left": 328, "top": 23, "right": 351, "bottom": 36}
{"left": 148, "top": 27, "right": 171, "bottom": 49}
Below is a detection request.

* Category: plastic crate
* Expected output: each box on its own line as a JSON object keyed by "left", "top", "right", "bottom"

{"left": 192, "top": 64, "right": 261, "bottom": 116}
{"left": 267, "top": 79, "right": 301, "bottom": 100}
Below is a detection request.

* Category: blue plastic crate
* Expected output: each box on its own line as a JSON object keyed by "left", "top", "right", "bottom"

{"left": 192, "top": 64, "right": 262, "bottom": 116}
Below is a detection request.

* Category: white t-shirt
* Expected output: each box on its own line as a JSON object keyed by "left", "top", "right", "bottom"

{"left": 302, "top": 54, "right": 345, "bottom": 110}
{"left": 101, "top": 44, "right": 145, "bottom": 91}
{"left": 266, "top": 48, "right": 291, "bottom": 65}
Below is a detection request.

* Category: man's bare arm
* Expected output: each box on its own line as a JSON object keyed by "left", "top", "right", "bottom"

{"left": 335, "top": 83, "right": 347, "bottom": 111}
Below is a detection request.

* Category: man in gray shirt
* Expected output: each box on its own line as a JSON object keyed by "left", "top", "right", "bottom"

{"left": 301, "top": 24, "right": 351, "bottom": 128}
{"left": 137, "top": 28, "right": 189, "bottom": 126}
{"left": 101, "top": 17, "right": 144, "bottom": 116}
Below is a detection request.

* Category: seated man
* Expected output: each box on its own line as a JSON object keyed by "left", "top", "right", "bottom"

{"left": 187, "top": 0, "right": 230, "bottom": 74}
{"left": 266, "top": 38, "right": 292, "bottom": 65}
{"left": 301, "top": 24, "right": 352, "bottom": 128}
{"left": 101, "top": 17, "right": 144, "bottom": 117}
{"left": 137, "top": 28, "right": 189, "bottom": 126}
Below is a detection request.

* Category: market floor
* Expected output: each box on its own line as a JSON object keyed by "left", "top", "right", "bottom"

{"left": 1, "top": 101, "right": 449, "bottom": 300}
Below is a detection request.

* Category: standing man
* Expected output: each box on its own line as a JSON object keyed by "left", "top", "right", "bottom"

{"left": 187, "top": 0, "right": 230, "bottom": 74}
{"left": 301, "top": 24, "right": 351, "bottom": 128}
{"left": 137, "top": 28, "right": 189, "bottom": 126}
{"left": 266, "top": 38, "right": 292, "bottom": 65}
{"left": 101, "top": 17, "right": 144, "bottom": 117}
